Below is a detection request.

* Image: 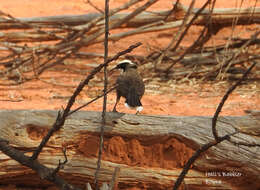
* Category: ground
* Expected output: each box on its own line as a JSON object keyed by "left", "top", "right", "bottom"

{"left": 0, "top": 0, "right": 259, "bottom": 116}
{"left": 0, "top": 1, "right": 259, "bottom": 190}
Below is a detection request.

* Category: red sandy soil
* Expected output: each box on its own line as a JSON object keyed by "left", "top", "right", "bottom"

{"left": 0, "top": 0, "right": 259, "bottom": 116}
{"left": 0, "top": 1, "right": 259, "bottom": 190}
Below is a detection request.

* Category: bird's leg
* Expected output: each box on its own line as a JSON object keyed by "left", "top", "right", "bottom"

{"left": 112, "top": 95, "right": 120, "bottom": 112}
{"left": 135, "top": 111, "right": 140, "bottom": 115}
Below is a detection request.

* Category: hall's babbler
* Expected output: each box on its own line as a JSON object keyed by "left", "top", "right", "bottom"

{"left": 112, "top": 60, "right": 145, "bottom": 113}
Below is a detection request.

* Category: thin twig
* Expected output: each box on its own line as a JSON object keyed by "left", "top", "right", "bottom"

{"left": 111, "top": 0, "right": 159, "bottom": 29}
{"left": 52, "top": 147, "right": 68, "bottom": 176}
{"left": 77, "top": 0, "right": 158, "bottom": 49}
{"left": 173, "top": 61, "right": 256, "bottom": 190}
{"left": 94, "top": 0, "right": 110, "bottom": 188}
{"left": 172, "top": 132, "right": 237, "bottom": 190}
{"left": 86, "top": 0, "right": 104, "bottom": 14}
{"left": 154, "top": 0, "right": 195, "bottom": 70}
{"left": 163, "top": 0, "right": 218, "bottom": 74}
{"left": 68, "top": 86, "right": 117, "bottom": 116}
{"left": 166, "top": 0, "right": 195, "bottom": 51}
{"left": 163, "top": 0, "right": 181, "bottom": 21}
{"left": 0, "top": 139, "right": 80, "bottom": 190}
{"left": 212, "top": 62, "right": 257, "bottom": 140}
{"left": 228, "top": 139, "right": 260, "bottom": 147}
{"left": 165, "top": 0, "right": 212, "bottom": 74}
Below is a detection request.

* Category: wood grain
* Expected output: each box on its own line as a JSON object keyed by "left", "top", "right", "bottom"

{"left": 0, "top": 110, "right": 259, "bottom": 189}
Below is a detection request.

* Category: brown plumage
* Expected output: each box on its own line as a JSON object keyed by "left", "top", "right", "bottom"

{"left": 112, "top": 60, "right": 145, "bottom": 113}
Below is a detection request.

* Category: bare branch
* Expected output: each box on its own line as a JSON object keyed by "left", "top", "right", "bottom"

{"left": 52, "top": 147, "right": 68, "bottom": 176}
{"left": 94, "top": 0, "right": 110, "bottom": 188}
{"left": 85, "top": 0, "right": 104, "bottom": 14}
{"left": 172, "top": 132, "right": 237, "bottom": 190}
{"left": 212, "top": 61, "right": 257, "bottom": 140}
{"left": 68, "top": 86, "right": 117, "bottom": 116}
{"left": 0, "top": 139, "right": 80, "bottom": 190}
{"left": 173, "top": 61, "right": 257, "bottom": 190}
{"left": 165, "top": 0, "right": 212, "bottom": 74}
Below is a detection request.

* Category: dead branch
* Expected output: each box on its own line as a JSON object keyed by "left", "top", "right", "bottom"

{"left": 148, "top": 30, "right": 260, "bottom": 81}
{"left": 0, "top": 6, "right": 259, "bottom": 30}
{"left": 0, "top": 1, "right": 259, "bottom": 84}
{"left": 212, "top": 62, "right": 257, "bottom": 140}
{"left": 0, "top": 0, "right": 143, "bottom": 85}
{"left": 94, "top": 0, "right": 110, "bottom": 188}
{"left": 0, "top": 138, "right": 81, "bottom": 190}
{"left": 172, "top": 61, "right": 257, "bottom": 190}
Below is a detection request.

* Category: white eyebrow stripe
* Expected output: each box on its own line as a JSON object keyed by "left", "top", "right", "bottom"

{"left": 118, "top": 59, "right": 134, "bottom": 65}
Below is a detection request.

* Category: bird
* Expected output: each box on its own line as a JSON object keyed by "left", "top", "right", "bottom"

{"left": 112, "top": 59, "right": 145, "bottom": 114}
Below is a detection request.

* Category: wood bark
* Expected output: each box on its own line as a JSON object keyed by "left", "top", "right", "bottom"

{"left": 0, "top": 6, "right": 260, "bottom": 42}
{"left": 1, "top": 7, "right": 260, "bottom": 29}
{"left": 0, "top": 110, "right": 259, "bottom": 190}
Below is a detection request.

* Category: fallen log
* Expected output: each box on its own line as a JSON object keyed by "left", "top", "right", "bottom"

{"left": 0, "top": 110, "right": 259, "bottom": 190}
{"left": 0, "top": 6, "right": 260, "bottom": 30}
{"left": 0, "top": 6, "right": 260, "bottom": 42}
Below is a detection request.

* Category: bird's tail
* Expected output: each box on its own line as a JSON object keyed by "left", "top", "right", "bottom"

{"left": 126, "top": 87, "right": 142, "bottom": 107}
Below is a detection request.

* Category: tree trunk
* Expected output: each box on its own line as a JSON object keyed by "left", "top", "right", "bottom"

{"left": 0, "top": 110, "right": 259, "bottom": 190}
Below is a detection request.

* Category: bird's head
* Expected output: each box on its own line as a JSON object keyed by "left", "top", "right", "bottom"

{"left": 112, "top": 59, "right": 137, "bottom": 72}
